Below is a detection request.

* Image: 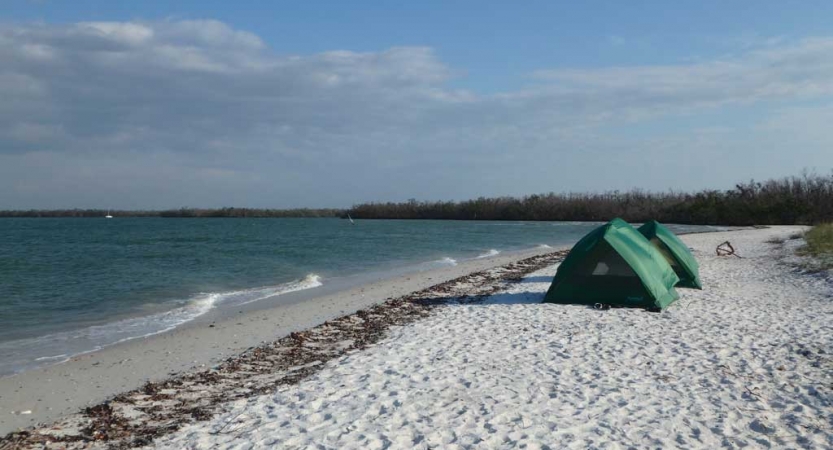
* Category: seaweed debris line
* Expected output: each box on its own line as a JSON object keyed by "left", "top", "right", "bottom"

{"left": 0, "top": 251, "right": 567, "bottom": 449}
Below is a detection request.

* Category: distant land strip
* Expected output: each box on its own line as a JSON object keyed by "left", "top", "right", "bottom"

{"left": 0, "top": 208, "right": 342, "bottom": 219}
{"left": 2, "top": 172, "right": 832, "bottom": 226}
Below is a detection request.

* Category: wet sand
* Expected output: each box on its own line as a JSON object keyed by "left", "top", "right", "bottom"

{"left": 0, "top": 246, "right": 557, "bottom": 435}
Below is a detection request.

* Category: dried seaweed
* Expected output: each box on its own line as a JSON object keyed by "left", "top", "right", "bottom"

{"left": 0, "top": 251, "right": 566, "bottom": 450}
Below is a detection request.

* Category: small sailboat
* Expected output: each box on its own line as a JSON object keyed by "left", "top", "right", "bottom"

{"left": 347, "top": 214, "right": 355, "bottom": 225}
{"left": 105, "top": 209, "right": 113, "bottom": 219}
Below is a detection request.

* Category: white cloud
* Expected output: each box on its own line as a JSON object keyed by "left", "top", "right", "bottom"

{"left": 78, "top": 22, "right": 155, "bottom": 45}
{"left": 1, "top": 20, "right": 832, "bottom": 208}
{"left": 532, "top": 37, "right": 833, "bottom": 109}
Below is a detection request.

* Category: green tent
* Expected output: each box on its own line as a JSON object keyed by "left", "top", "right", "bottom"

{"left": 638, "top": 220, "right": 702, "bottom": 289}
{"left": 544, "top": 218, "right": 680, "bottom": 310}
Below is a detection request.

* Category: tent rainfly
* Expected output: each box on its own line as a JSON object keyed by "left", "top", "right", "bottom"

{"left": 543, "top": 218, "right": 680, "bottom": 310}
{"left": 638, "top": 220, "right": 702, "bottom": 289}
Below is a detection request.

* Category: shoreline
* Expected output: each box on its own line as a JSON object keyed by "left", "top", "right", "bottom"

{"left": 0, "top": 244, "right": 564, "bottom": 378}
{"left": 0, "top": 247, "right": 509, "bottom": 378}
{"left": 156, "top": 225, "right": 828, "bottom": 449}
{"left": 0, "top": 222, "right": 734, "bottom": 379}
{"left": 0, "top": 245, "right": 563, "bottom": 436}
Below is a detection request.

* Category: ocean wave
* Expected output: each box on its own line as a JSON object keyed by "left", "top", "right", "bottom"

{"left": 216, "top": 274, "right": 323, "bottom": 307}
{"left": 435, "top": 257, "right": 458, "bottom": 266}
{"left": 550, "top": 221, "right": 598, "bottom": 226}
{"left": 34, "top": 354, "right": 68, "bottom": 362}
{"left": 0, "top": 292, "right": 222, "bottom": 376}
{"left": 475, "top": 249, "right": 501, "bottom": 259}
{"left": 0, "top": 274, "right": 324, "bottom": 376}
{"left": 537, "top": 244, "right": 553, "bottom": 249}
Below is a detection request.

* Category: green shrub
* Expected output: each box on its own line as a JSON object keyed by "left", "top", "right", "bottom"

{"left": 347, "top": 171, "right": 833, "bottom": 225}
{"left": 801, "top": 224, "right": 833, "bottom": 256}
{"left": 798, "top": 224, "right": 833, "bottom": 270}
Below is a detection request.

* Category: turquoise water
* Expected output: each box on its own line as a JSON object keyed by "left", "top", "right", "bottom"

{"left": 0, "top": 218, "right": 721, "bottom": 375}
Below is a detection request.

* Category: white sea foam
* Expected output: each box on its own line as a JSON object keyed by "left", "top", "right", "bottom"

{"left": 215, "top": 274, "right": 324, "bottom": 307}
{"left": 413, "top": 257, "right": 459, "bottom": 272}
{"left": 34, "top": 354, "right": 68, "bottom": 362}
{"left": 0, "top": 275, "right": 324, "bottom": 376}
{"left": 536, "top": 244, "right": 553, "bottom": 249}
{"left": 550, "top": 221, "right": 597, "bottom": 226}
{"left": 435, "top": 257, "right": 458, "bottom": 266}
{"left": 475, "top": 249, "right": 501, "bottom": 259}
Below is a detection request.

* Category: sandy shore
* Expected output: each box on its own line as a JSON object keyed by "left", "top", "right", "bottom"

{"left": 0, "top": 246, "right": 557, "bottom": 436}
{"left": 3, "top": 226, "right": 831, "bottom": 449}
{"left": 151, "top": 225, "right": 830, "bottom": 449}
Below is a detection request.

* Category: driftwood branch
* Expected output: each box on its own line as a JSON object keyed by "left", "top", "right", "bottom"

{"left": 716, "top": 241, "right": 742, "bottom": 258}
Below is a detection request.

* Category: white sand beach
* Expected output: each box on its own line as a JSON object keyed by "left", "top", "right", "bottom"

{"left": 2, "top": 226, "right": 831, "bottom": 449}
{"left": 0, "top": 247, "right": 557, "bottom": 437}
{"left": 142, "top": 226, "right": 831, "bottom": 449}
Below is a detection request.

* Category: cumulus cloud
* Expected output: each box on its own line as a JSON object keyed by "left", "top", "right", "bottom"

{"left": 1, "top": 20, "right": 832, "bottom": 208}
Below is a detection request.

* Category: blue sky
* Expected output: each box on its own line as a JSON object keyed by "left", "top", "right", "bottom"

{"left": 10, "top": 1, "right": 833, "bottom": 91}
{"left": 1, "top": 1, "right": 833, "bottom": 208}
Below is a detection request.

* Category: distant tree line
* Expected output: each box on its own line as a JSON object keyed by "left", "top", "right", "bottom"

{"left": 0, "top": 207, "right": 342, "bottom": 218}
{"left": 346, "top": 172, "right": 833, "bottom": 226}
{"left": 157, "top": 207, "right": 342, "bottom": 218}
{"left": 0, "top": 209, "right": 160, "bottom": 218}
{"left": 3, "top": 172, "right": 832, "bottom": 225}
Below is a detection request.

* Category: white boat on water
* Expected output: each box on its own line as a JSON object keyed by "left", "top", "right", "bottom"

{"left": 105, "top": 210, "right": 113, "bottom": 219}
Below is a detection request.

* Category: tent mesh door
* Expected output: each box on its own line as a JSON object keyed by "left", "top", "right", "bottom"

{"left": 573, "top": 241, "right": 638, "bottom": 277}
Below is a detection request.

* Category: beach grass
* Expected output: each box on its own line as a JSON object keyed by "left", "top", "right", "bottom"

{"left": 798, "top": 223, "right": 833, "bottom": 269}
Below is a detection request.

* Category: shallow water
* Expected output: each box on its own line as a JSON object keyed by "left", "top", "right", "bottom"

{"left": 0, "top": 218, "right": 721, "bottom": 375}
